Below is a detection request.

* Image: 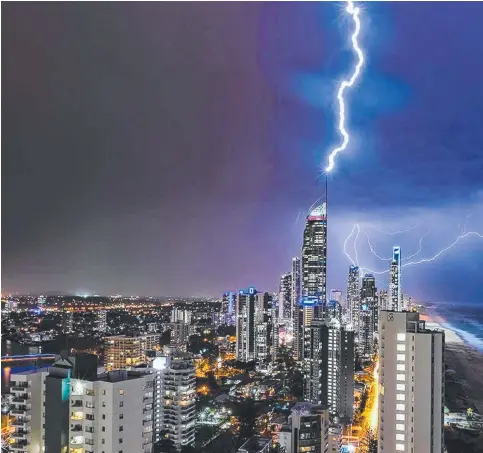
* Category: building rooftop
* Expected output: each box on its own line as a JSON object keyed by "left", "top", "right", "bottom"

{"left": 238, "top": 435, "right": 271, "bottom": 453}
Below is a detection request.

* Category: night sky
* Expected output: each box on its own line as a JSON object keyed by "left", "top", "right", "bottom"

{"left": 3, "top": 2, "right": 483, "bottom": 302}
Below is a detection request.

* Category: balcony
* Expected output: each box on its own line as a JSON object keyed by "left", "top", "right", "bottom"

{"left": 71, "top": 424, "right": 83, "bottom": 432}
{"left": 11, "top": 408, "right": 30, "bottom": 416}
{"left": 71, "top": 400, "right": 83, "bottom": 407}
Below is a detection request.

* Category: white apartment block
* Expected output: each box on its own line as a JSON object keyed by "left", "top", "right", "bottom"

{"left": 378, "top": 310, "right": 444, "bottom": 453}
{"left": 69, "top": 371, "right": 154, "bottom": 453}
{"left": 9, "top": 368, "right": 49, "bottom": 453}
{"left": 9, "top": 355, "right": 155, "bottom": 453}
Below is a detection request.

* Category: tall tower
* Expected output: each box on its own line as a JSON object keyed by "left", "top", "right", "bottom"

{"left": 254, "top": 292, "right": 274, "bottom": 366}
{"left": 235, "top": 287, "right": 257, "bottom": 362}
{"left": 279, "top": 273, "right": 292, "bottom": 323}
{"left": 301, "top": 203, "right": 328, "bottom": 316}
{"left": 390, "top": 246, "right": 402, "bottom": 311}
{"left": 378, "top": 310, "right": 444, "bottom": 453}
{"left": 291, "top": 257, "right": 303, "bottom": 360}
{"left": 347, "top": 265, "right": 360, "bottom": 329}
{"left": 359, "top": 274, "right": 376, "bottom": 360}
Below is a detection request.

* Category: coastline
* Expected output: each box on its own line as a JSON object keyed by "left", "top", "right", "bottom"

{"left": 421, "top": 313, "right": 483, "bottom": 414}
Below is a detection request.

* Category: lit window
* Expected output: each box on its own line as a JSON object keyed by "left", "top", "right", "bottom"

{"left": 396, "top": 434, "right": 405, "bottom": 441}
{"left": 397, "top": 364, "right": 405, "bottom": 371}
{"left": 397, "top": 374, "right": 405, "bottom": 381}
{"left": 397, "top": 354, "right": 405, "bottom": 361}
{"left": 396, "top": 443, "right": 404, "bottom": 451}
{"left": 397, "top": 333, "right": 406, "bottom": 341}
{"left": 396, "top": 423, "right": 405, "bottom": 432}
{"left": 396, "top": 404, "right": 405, "bottom": 411}
{"left": 396, "top": 414, "right": 405, "bottom": 421}
{"left": 397, "top": 393, "right": 405, "bottom": 401}
{"left": 397, "top": 344, "right": 406, "bottom": 352}
{"left": 397, "top": 383, "right": 406, "bottom": 391}
{"left": 119, "top": 389, "right": 124, "bottom": 395}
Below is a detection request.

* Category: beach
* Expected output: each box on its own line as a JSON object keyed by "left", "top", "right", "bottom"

{"left": 422, "top": 314, "right": 483, "bottom": 414}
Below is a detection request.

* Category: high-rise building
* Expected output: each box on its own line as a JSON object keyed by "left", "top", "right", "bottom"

{"left": 37, "top": 295, "right": 46, "bottom": 307}
{"left": 390, "top": 246, "right": 402, "bottom": 311}
{"left": 96, "top": 310, "right": 107, "bottom": 333}
{"left": 221, "top": 292, "right": 236, "bottom": 325}
{"left": 291, "top": 257, "right": 302, "bottom": 359}
{"left": 254, "top": 292, "right": 274, "bottom": 365}
{"left": 296, "top": 204, "right": 327, "bottom": 363}
{"left": 236, "top": 287, "right": 258, "bottom": 362}
{"left": 157, "top": 352, "right": 196, "bottom": 451}
{"left": 303, "top": 319, "right": 354, "bottom": 419}
{"left": 62, "top": 309, "right": 74, "bottom": 335}
{"left": 104, "top": 334, "right": 160, "bottom": 370}
{"left": 291, "top": 257, "right": 301, "bottom": 321}
{"left": 171, "top": 307, "right": 191, "bottom": 325}
{"left": 278, "top": 402, "right": 330, "bottom": 453}
{"left": 279, "top": 273, "right": 292, "bottom": 323}
{"left": 378, "top": 310, "right": 444, "bottom": 453}
{"left": 301, "top": 203, "right": 328, "bottom": 317}
{"left": 359, "top": 274, "right": 376, "bottom": 360}
{"left": 347, "top": 265, "right": 360, "bottom": 330}
{"left": 10, "top": 353, "right": 154, "bottom": 453}
{"left": 169, "top": 321, "right": 189, "bottom": 351}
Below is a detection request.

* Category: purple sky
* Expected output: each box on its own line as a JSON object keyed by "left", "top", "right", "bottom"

{"left": 2, "top": 2, "right": 483, "bottom": 302}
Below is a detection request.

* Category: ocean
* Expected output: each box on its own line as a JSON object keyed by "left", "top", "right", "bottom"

{"left": 429, "top": 301, "right": 483, "bottom": 352}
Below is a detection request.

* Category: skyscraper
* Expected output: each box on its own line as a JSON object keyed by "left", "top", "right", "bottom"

{"left": 347, "top": 265, "right": 360, "bottom": 329}
{"left": 236, "top": 287, "right": 257, "bottom": 362}
{"left": 297, "top": 204, "right": 327, "bottom": 362}
{"left": 301, "top": 203, "right": 328, "bottom": 316}
{"left": 390, "top": 246, "right": 402, "bottom": 311}
{"left": 291, "top": 256, "right": 301, "bottom": 322}
{"left": 359, "top": 274, "right": 376, "bottom": 360}
{"left": 378, "top": 310, "right": 444, "bottom": 453}
{"left": 221, "top": 292, "right": 236, "bottom": 325}
{"left": 303, "top": 319, "right": 354, "bottom": 419}
{"left": 279, "top": 273, "right": 292, "bottom": 323}
{"left": 254, "top": 292, "right": 274, "bottom": 366}
{"left": 158, "top": 352, "right": 196, "bottom": 451}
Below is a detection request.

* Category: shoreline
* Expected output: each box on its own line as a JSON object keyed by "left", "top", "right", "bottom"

{"left": 421, "top": 312, "right": 483, "bottom": 414}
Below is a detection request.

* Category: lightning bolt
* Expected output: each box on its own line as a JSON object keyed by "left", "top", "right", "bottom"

{"left": 344, "top": 220, "right": 483, "bottom": 275}
{"left": 325, "top": 0, "right": 364, "bottom": 173}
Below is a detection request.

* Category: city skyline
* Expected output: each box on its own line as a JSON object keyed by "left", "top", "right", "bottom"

{"left": 3, "top": 2, "right": 483, "bottom": 301}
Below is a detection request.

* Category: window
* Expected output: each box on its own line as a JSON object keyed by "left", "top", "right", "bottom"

{"left": 102, "top": 415, "right": 106, "bottom": 420}
{"left": 102, "top": 390, "right": 106, "bottom": 395}
{"left": 397, "top": 393, "right": 405, "bottom": 401}
{"left": 396, "top": 414, "right": 405, "bottom": 421}
{"left": 397, "top": 364, "right": 405, "bottom": 371}
{"left": 396, "top": 404, "right": 405, "bottom": 411}
{"left": 396, "top": 434, "right": 405, "bottom": 441}
{"left": 396, "top": 444, "right": 405, "bottom": 451}
{"left": 397, "top": 374, "right": 405, "bottom": 381}
{"left": 119, "top": 426, "right": 123, "bottom": 432}
{"left": 102, "top": 439, "right": 105, "bottom": 445}
{"left": 396, "top": 424, "right": 405, "bottom": 431}
{"left": 102, "top": 402, "right": 106, "bottom": 408}
{"left": 397, "top": 354, "right": 405, "bottom": 361}
{"left": 397, "top": 344, "right": 406, "bottom": 352}
{"left": 119, "top": 401, "right": 124, "bottom": 407}
{"left": 102, "top": 427, "right": 106, "bottom": 432}
{"left": 397, "top": 384, "right": 405, "bottom": 391}
{"left": 397, "top": 333, "right": 406, "bottom": 341}
{"left": 119, "top": 389, "right": 124, "bottom": 395}
{"left": 119, "top": 438, "right": 123, "bottom": 444}
{"left": 119, "top": 414, "right": 123, "bottom": 420}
